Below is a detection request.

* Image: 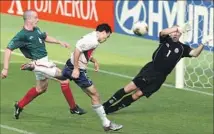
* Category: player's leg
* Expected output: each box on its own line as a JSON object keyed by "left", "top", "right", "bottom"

{"left": 106, "top": 68, "right": 167, "bottom": 114}
{"left": 22, "top": 62, "right": 86, "bottom": 115}
{"left": 83, "top": 85, "right": 109, "bottom": 126}
{"left": 59, "top": 65, "right": 87, "bottom": 115}
{"left": 57, "top": 79, "right": 86, "bottom": 115}
{"left": 103, "top": 65, "right": 148, "bottom": 109}
{"left": 104, "top": 64, "right": 151, "bottom": 114}
{"left": 59, "top": 79, "right": 76, "bottom": 109}
{"left": 15, "top": 76, "right": 48, "bottom": 119}
{"left": 73, "top": 70, "right": 122, "bottom": 131}
{"left": 39, "top": 67, "right": 86, "bottom": 115}
{"left": 51, "top": 68, "right": 77, "bottom": 110}
{"left": 105, "top": 88, "right": 143, "bottom": 114}
{"left": 83, "top": 85, "right": 123, "bottom": 131}
{"left": 21, "top": 63, "right": 60, "bottom": 78}
{"left": 103, "top": 81, "right": 138, "bottom": 109}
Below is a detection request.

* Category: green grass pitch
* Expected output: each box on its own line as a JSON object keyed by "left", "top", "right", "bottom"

{"left": 0, "top": 14, "right": 213, "bottom": 134}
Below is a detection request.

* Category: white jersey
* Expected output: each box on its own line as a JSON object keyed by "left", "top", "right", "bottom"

{"left": 70, "top": 31, "right": 99, "bottom": 70}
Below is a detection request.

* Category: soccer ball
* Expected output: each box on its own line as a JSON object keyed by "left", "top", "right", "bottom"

{"left": 132, "top": 21, "right": 148, "bottom": 36}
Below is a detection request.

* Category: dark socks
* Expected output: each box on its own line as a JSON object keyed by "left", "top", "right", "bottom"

{"left": 105, "top": 95, "right": 135, "bottom": 114}
{"left": 103, "top": 88, "right": 126, "bottom": 108}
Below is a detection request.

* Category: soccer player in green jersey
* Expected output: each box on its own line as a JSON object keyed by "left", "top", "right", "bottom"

{"left": 1, "top": 10, "right": 85, "bottom": 119}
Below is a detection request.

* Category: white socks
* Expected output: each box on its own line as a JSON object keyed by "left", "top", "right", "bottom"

{"left": 92, "top": 104, "right": 110, "bottom": 127}
{"left": 33, "top": 66, "right": 57, "bottom": 77}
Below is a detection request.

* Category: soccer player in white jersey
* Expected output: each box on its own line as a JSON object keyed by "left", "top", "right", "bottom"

{"left": 21, "top": 23, "right": 123, "bottom": 131}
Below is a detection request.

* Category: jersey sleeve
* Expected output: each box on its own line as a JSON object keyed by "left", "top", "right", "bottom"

{"left": 41, "top": 32, "right": 47, "bottom": 40}
{"left": 7, "top": 32, "right": 26, "bottom": 50}
{"left": 35, "top": 27, "right": 47, "bottom": 40}
{"left": 182, "top": 44, "right": 192, "bottom": 58}
{"left": 159, "top": 33, "right": 170, "bottom": 44}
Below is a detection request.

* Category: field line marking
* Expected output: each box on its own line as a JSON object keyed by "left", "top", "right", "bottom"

{"left": 0, "top": 49, "right": 213, "bottom": 96}
{"left": 0, "top": 124, "right": 36, "bottom": 134}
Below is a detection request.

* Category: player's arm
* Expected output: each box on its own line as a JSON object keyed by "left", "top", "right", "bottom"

{"left": 160, "top": 26, "right": 179, "bottom": 36}
{"left": 90, "top": 57, "right": 99, "bottom": 72}
{"left": 1, "top": 48, "right": 12, "bottom": 78}
{"left": 160, "top": 23, "right": 191, "bottom": 36}
{"left": 72, "top": 48, "right": 81, "bottom": 79}
{"left": 45, "top": 35, "right": 70, "bottom": 48}
{"left": 1, "top": 34, "right": 26, "bottom": 79}
{"left": 73, "top": 48, "right": 81, "bottom": 70}
{"left": 90, "top": 57, "right": 97, "bottom": 63}
{"left": 45, "top": 35, "right": 60, "bottom": 43}
{"left": 45, "top": 35, "right": 61, "bottom": 44}
{"left": 35, "top": 27, "right": 70, "bottom": 48}
{"left": 72, "top": 40, "right": 85, "bottom": 79}
{"left": 189, "top": 44, "right": 204, "bottom": 57}
{"left": 189, "top": 35, "right": 213, "bottom": 57}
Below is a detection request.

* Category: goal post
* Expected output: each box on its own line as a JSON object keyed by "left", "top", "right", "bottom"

{"left": 175, "top": 0, "right": 213, "bottom": 89}
{"left": 175, "top": 0, "right": 186, "bottom": 89}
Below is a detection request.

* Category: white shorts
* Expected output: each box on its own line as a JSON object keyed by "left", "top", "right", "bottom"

{"left": 31, "top": 56, "right": 56, "bottom": 80}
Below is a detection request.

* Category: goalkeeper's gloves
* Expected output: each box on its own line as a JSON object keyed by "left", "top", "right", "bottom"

{"left": 202, "top": 34, "right": 213, "bottom": 45}
{"left": 178, "top": 22, "right": 191, "bottom": 33}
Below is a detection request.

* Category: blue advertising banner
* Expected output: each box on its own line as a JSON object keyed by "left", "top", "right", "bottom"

{"left": 114, "top": 0, "right": 213, "bottom": 51}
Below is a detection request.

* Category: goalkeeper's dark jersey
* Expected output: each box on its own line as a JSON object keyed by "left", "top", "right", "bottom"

{"left": 7, "top": 27, "right": 47, "bottom": 60}
{"left": 152, "top": 34, "right": 192, "bottom": 75}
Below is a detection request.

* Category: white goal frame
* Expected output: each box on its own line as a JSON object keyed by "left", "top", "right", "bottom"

{"left": 175, "top": 0, "right": 213, "bottom": 89}
{"left": 175, "top": 1, "right": 186, "bottom": 89}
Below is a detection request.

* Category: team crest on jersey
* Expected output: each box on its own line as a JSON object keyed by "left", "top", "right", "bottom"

{"left": 29, "top": 36, "right": 34, "bottom": 40}
{"left": 109, "top": 99, "right": 114, "bottom": 104}
{"left": 174, "top": 48, "right": 179, "bottom": 53}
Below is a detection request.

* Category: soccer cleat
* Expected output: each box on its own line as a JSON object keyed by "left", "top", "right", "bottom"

{"left": 103, "top": 122, "right": 123, "bottom": 131}
{"left": 20, "top": 63, "right": 35, "bottom": 71}
{"left": 14, "top": 103, "right": 23, "bottom": 119}
{"left": 70, "top": 105, "right": 86, "bottom": 115}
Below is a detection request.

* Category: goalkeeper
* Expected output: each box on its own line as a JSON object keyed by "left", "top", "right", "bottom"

{"left": 103, "top": 23, "right": 211, "bottom": 114}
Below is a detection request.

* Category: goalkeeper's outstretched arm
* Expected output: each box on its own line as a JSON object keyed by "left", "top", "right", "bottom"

{"left": 160, "top": 26, "right": 179, "bottom": 36}
{"left": 189, "top": 34, "right": 213, "bottom": 57}
{"left": 189, "top": 44, "right": 204, "bottom": 57}
{"left": 160, "top": 23, "right": 191, "bottom": 36}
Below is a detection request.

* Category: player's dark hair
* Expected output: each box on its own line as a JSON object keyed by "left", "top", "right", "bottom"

{"left": 96, "top": 23, "right": 112, "bottom": 33}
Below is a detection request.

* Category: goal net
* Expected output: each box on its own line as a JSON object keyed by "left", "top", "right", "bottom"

{"left": 176, "top": 0, "right": 213, "bottom": 89}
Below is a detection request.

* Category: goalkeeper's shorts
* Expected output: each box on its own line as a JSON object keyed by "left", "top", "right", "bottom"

{"left": 132, "top": 62, "right": 167, "bottom": 98}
